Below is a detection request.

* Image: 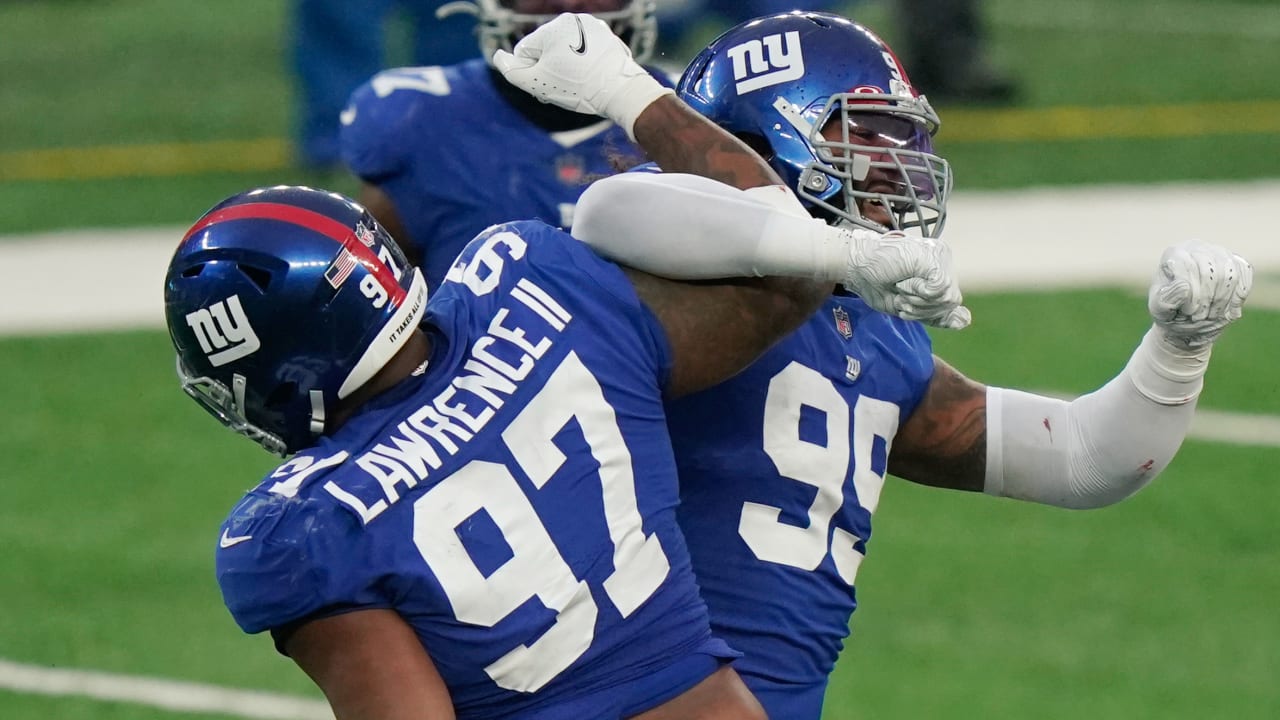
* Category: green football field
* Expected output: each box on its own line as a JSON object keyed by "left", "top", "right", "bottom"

{"left": 2, "top": 1, "right": 1278, "bottom": 718}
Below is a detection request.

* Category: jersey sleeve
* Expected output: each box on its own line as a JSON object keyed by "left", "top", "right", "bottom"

{"left": 552, "top": 223, "right": 675, "bottom": 391}
{"left": 463, "top": 220, "right": 675, "bottom": 391}
{"left": 340, "top": 66, "right": 451, "bottom": 182}
{"left": 215, "top": 492, "right": 390, "bottom": 635}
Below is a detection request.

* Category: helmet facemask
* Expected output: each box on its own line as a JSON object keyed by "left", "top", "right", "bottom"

{"left": 797, "top": 93, "right": 951, "bottom": 238}
{"left": 177, "top": 358, "right": 291, "bottom": 456}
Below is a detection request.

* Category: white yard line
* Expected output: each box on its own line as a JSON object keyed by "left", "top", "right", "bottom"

{"left": 0, "top": 658, "right": 330, "bottom": 719}
{"left": 940, "top": 180, "right": 1280, "bottom": 291}
{"left": 1190, "top": 408, "right": 1280, "bottom": 447}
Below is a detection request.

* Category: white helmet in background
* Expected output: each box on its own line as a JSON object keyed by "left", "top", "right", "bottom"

{"left": 438, "top": 0, "right": 658, "bottom": 64}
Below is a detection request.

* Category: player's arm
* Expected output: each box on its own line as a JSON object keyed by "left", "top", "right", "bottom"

{"left": 892, "top": 242, "right": 1252, "bottom": 509}
{"left": 599, "top": 129, "right": 831, "bottom": 396}
{"left": 494, "top": 13, "right": 780, "bottom": 191}
{"left": 283, "top": 609, "right": 455, "bottom": 720}
{"left": 358, "top": 183, "right": 422, "bottom": 269}
{"left": 497, "top": 15, "right": 969, "bottom": 330}
{"left": 496, "top": 13, "right": 966, "bottom": 394}
{"left": 492, "top": 13, "right": 824, "bottom": 396}
{"left": 887, "top": 356, "right": 989, "bottom": 491}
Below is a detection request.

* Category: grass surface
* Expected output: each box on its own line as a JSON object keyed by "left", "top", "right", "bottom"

{"left": 1, "top": 296, "right": 1276, "bottom": 719}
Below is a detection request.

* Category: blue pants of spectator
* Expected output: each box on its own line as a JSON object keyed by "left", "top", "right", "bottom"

{"left": 292, "top": 0, "right": 477, "bottom": 167}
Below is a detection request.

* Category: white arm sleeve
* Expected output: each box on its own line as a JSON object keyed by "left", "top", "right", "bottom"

{"left": 570, "top": 172, "right": 848, "bottom": 283}
{"left": 985, "top": 326, "right": 1209, "bottom": 509}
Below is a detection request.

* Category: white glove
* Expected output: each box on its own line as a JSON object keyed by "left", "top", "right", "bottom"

{"left": 839, "top": 228, "right": 971, "bottom": 329}
{"left": 1148, "top": 240, "right": 1252, "bottom": 350}
{"left": 491, "top": 12, "right": 674, "bottom": 140}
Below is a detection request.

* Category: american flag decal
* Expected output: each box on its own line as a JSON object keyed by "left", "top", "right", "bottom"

{"left": 325, "top": 249, "right": 359, "bottom": 289}
{"left": 833, "top": 306, "right": 853, "bottom": 339}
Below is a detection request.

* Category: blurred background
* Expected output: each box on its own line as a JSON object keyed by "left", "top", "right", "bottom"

{"left": 0, "top": 1, "right": 1277, "bottom": 718}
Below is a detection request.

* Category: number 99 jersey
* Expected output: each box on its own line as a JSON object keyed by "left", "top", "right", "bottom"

{"left": 214, "top": 221, "right": 733, "bottom": 719}
{"left": 668, "top": 296, "right": 933, "bottom": 719}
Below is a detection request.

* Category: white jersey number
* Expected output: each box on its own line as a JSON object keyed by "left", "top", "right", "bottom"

{"left": 738, "top": 361, "right": 900, "bottom": 584}
{"left": 370, "top": 66, "right": 451, "bottom": 98}
{"left": 412, "top": 352, "right": 669, "bottom": 692}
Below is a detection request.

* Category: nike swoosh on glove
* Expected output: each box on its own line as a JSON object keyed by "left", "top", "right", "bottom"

{"left": 1148, "top": 240, "right": 1252, "bottom": 350}
{"left": 840, "top": 228, "right": 971, "bottom": 329}
{"left": 491, "top": 13, "right": 672, "bottom": 140}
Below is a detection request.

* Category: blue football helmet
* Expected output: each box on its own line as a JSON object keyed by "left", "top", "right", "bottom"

{"left": 438, "top": 0, "right": 657, "bottom": 64}
{"left": 164, "top": 186, "right": 429, "bottom": 456}
{"left": 678, "top": 11, "right": 952, "bottom": 237}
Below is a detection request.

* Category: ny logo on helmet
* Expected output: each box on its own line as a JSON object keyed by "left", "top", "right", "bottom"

{"left": 726, "top": 31, "right": 804, "bottom": 95}
{"left": 185, "top": 295, "right": 261, "bottom": 367}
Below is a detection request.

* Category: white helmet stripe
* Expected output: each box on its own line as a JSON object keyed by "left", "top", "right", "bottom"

{"left": 339, "top": 268, "right": 430, "bottom": 399}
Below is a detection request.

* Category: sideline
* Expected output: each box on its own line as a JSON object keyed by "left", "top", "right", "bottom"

{"left": 0, "top": 658, "right": 330, "bottom": 720}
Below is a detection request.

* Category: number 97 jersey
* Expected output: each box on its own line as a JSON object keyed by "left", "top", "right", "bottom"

{"left": 215, "top": 221, "right": 733, "bottom": 719}
{"left": 668, "top": 295, "right": 934, "bottom": 719}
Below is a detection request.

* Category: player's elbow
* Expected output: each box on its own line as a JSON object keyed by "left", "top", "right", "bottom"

{"left": 570, "top": 176, "right": 635, "bottom": 261}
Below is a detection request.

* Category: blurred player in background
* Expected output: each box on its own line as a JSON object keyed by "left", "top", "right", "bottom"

{"left": 291, "top": 0, "right": 479, "bottom": 169}
{"left": 340, "top": 0, "right": 666, "bottom": 287}
{"left": 496, "top": 11, "right": 1254, "bottom": 718}
{"left": 164, "top": 33, "right": 967, "bottom": 717}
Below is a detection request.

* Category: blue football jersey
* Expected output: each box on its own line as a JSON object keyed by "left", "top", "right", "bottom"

{"left": 216, "top": 221, "right": 733, "bottom": 719}
{"left": 341, "top": 60, "right": 664, "bottom": 289}
{"left": 669, "top": 296, "right": 934, "bottom": 719}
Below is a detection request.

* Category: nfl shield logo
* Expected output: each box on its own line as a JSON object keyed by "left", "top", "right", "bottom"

{"left": 355, "top": 221, "right": 376, "bottom": 247}
{"left": 556, "top": 154, "right": 585, "bottom": 185}
{"left": 833, "top": 307, "right": 853, "bottom": 339}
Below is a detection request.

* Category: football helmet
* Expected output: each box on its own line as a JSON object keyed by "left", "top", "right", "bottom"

{"left": 678, "top": 11, "right": 952, "bottom": 237}
{"left": 438, "top": 0, "right": 657, "bottom": 64}
{"left": 164, "top": 186, "right": 428, "bottom": 456}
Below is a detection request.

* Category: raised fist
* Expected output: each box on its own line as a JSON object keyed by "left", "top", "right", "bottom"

{"left": 491, "top": 13, "right": 672, "bottom": 138}
{"left": 1148, "top": 240, "right": 1252, "bottom": 350}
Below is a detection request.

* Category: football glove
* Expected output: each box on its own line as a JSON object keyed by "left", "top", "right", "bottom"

{"left": 1148, "top": 240, "right": 1252, "bottom": 350}
{"left": 492, "top": 12, "right": 673, "bottom": 140}
{"left": 840, "top": 227, "right": 971, "bottom": 330}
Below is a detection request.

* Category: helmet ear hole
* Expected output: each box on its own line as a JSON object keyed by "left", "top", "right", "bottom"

{"left": 238, "top": 264, "right": 273, "bottom": 293}
{"left": 264, "top": 381, "right": 298, "bottom": 410}
{"left": 736, "top": 133, "right": 775, "bottom": 162}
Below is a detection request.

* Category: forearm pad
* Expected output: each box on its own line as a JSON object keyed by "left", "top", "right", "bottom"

{"left": 985, "top": 326, "right": 1210, "bottom": 509}
{"left": 570, "top": 172, "right": 846, "bottom": 282}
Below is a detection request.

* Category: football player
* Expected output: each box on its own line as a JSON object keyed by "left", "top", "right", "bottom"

{"left": 497, "top": 12, "right": 1254, "bottom": 719}
{"left": 340, "top": 0, "right": 665, "bottom": 288}
{"left": 164, "top": 56, "right": 967, "bottom": 720}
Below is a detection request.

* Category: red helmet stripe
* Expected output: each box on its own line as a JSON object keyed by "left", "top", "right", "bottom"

{"left": 183, "top": 202, "right": 406, "bottom": 304}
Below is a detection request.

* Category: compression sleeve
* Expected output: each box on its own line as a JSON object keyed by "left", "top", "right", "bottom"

{"left": 985, "top": 326, "right": 1209, "bottom": 509}
{"left": 570, "top": 172, "right": 848, "bottom": 283}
